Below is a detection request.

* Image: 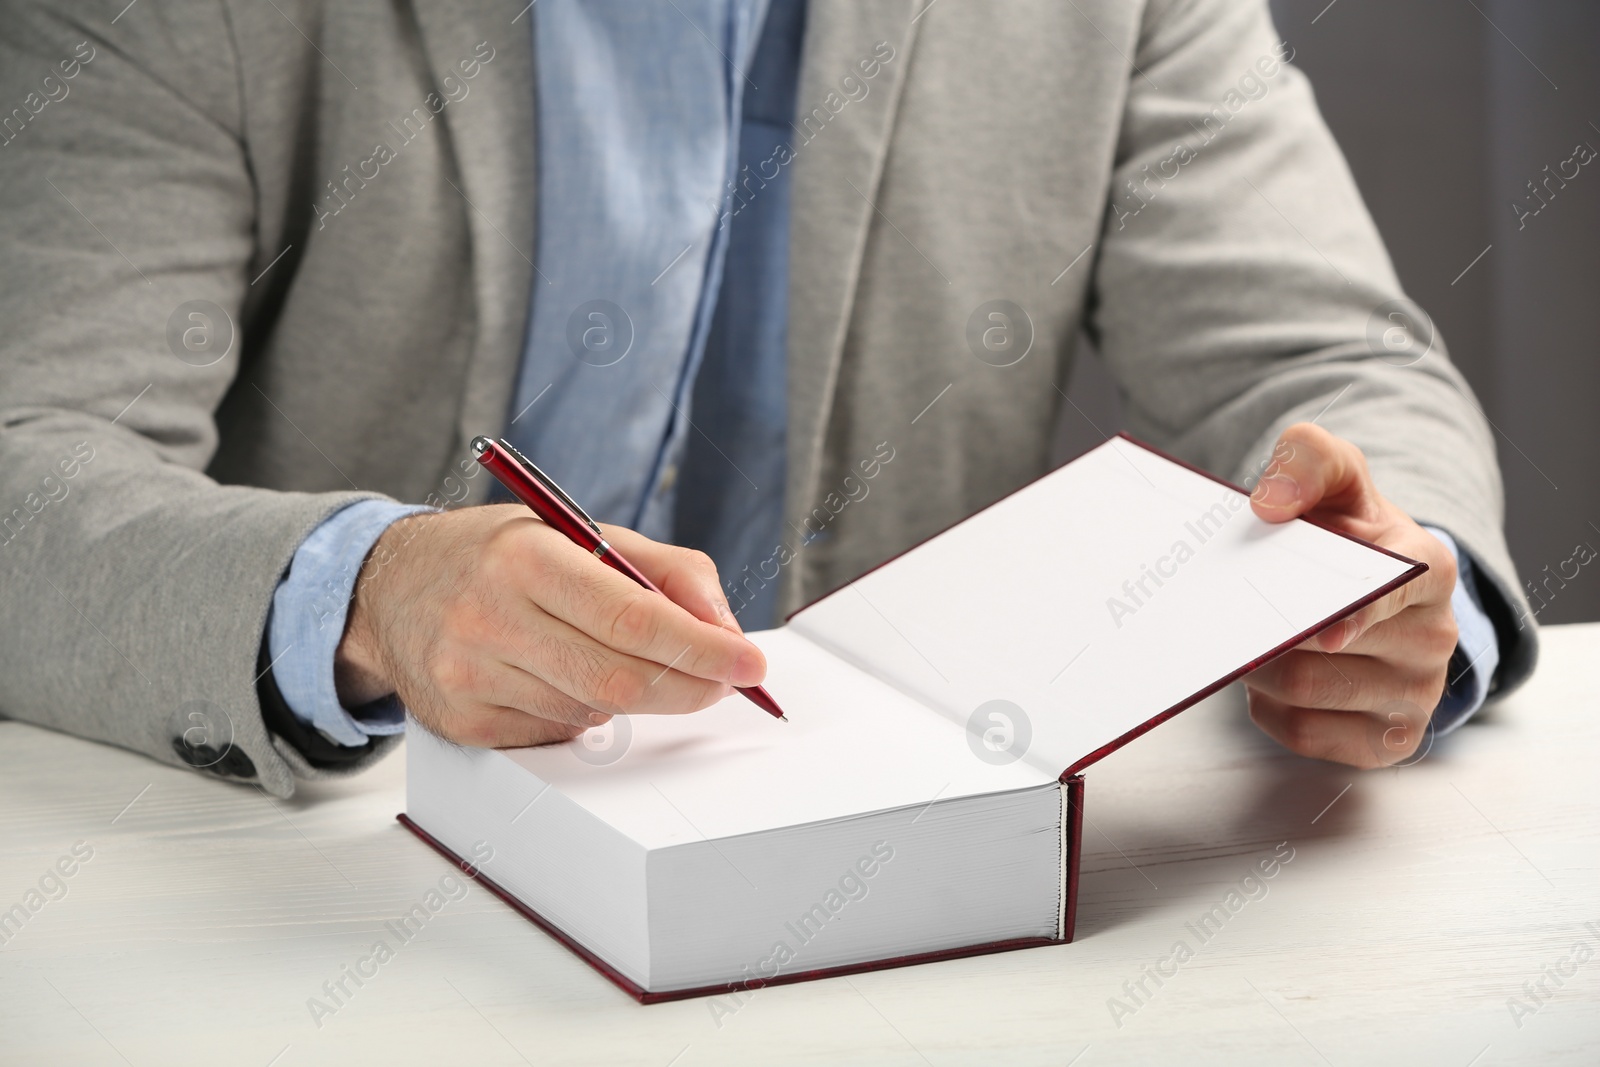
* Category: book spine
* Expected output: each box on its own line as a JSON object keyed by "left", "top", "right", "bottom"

{"left": 1057, "top": 781, "right": 1069, "bottom": 940}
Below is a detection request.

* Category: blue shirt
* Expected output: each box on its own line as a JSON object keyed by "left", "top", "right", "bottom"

{"left": 264, "top": 0, "right": 1502, "bottom": 750}
{"left": 674, "top": 0, "right": 806, "bottom": 628}
{"left": 502, "top": 0, "right": 773, "bottom": 546}
{"left": 1429, "top": 527, "right": 1501, "bottom": 734}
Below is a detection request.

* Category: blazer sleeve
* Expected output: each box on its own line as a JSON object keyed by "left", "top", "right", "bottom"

{"left": 0, "top": 1, "right": 397, "bottom": 796}
{"left": 1086, "top": 0, "right": 1536, "bottom": 696}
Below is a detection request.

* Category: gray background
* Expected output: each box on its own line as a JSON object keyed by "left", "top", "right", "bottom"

{"left": 1061, "top": 0, "right": 1600, "bottom": 623}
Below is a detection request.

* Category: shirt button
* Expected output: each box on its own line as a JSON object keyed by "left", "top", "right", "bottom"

{"left": 659, "top": 464, "right": 679, "bottom": 492}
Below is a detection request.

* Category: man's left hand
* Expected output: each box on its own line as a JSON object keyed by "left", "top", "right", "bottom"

{"left": 1244, "top": 422, "right": 1459, "bottom": 768}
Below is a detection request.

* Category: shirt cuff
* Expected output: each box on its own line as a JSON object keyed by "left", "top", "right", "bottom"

{"left": 267, "top": 500, "right": 432, "bottom": 747}
{"left": 1422, "top": 526, "right": 1501, "bottom": 737}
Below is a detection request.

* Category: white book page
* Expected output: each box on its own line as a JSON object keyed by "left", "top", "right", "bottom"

{"left": 498, "top": 628, "right": 1056, "bottom": 849}
{"left": 788, "top": 437, "right": 1419, "bottom": 776}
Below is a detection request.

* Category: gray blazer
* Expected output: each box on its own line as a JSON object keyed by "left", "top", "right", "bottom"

{"left": 0, "top": 0, "right": 1535, "bottom": 796}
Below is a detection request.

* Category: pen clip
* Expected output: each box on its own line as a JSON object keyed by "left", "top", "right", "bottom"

{"left": 497, "top": 439, "right": 604, "bottom": 536}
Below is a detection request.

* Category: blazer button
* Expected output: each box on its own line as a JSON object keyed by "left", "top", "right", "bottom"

{"left": 172, "top": 737, "right": 219, "bottom": 768}
{"left": 221, "top": 748, "right": 256, "bottom": 779}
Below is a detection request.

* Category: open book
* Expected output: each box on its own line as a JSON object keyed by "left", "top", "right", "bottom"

{"left": 401, "top": 435, "right": 1423, "bottom": 1002}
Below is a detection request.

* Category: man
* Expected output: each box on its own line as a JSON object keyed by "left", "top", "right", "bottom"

{"left": 0, "top": 0, "right": 1533, "bottom": 798}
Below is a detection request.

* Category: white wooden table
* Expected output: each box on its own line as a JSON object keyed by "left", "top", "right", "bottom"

{"left": 3, "top": 624, "right": 1597, "bottom": 1066}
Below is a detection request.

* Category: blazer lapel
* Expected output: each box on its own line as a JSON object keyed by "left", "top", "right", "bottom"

{"left": 785, "top": 0, "right": 920, "bottom": 547}
{"left": 410, "top": 1, "right": 538, "bottom": 475}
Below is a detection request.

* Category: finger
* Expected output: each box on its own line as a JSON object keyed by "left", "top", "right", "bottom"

{"left": 1298, "top": 598, "right": 1403, "bottom": 654}
{"left": 503, "top": 524, "right": 765, "bottom": 686}
{"left": 1250, "top": 422, "right": 1380, "bottom": 524}
{"left": 604, "top": 525, "right": 747, "bottom": 635}
{"left": 1300, "top": 600, "right": 1413, "bottom": 654}
{"left": 1248, "top": 649, "right": 1402, "bottom": 714}
{"left": 443, "top": 703, "right": 590, "bottom": 749}
{"left": 477, "top": 659, "right": 608, "bottom": 728}
{"left": 1298, "top": 539, "right": 1458, "bottom": 656}
{"left": 1308, "top": 602, "right": 1458, "bottom": 665}
{"left": 1246, "top": 690, "right": 1427, "bottom": 769}
{"left": 490, "top": 605, "right": 735, "bottom": 715}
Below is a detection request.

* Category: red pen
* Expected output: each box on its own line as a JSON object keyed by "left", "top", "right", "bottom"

{"left": 471, "top": 436, "right": 787, "bottom": 722}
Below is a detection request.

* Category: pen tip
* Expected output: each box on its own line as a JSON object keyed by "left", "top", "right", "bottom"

{"left": 780, "top": 714, "right": 789, "bottom": 722}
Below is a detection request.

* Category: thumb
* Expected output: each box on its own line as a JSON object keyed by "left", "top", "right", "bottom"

{"left": 1249, "top": 422, "right": 1379, "bottom": 525}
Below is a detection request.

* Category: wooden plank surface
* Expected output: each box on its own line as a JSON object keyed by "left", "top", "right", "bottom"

{"left": 1, "top": 624, "right": 1596, "bottom": 1065}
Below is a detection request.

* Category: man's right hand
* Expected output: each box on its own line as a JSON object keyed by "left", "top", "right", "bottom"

{"left": 333, "top": 505, "right": 767, "bottom": 747}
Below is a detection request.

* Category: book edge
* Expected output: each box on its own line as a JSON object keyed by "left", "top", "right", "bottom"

{"left": 396, "top": 812, "right": 1075, "bottom": 1004}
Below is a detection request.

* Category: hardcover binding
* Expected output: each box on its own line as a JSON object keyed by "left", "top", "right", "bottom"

{"left": 1063, "top": 774, "right": 1084, "bottom": 943}
{"left": 783, "top": 431, "right": 1426, "bottom": 781}
{"left": 397, "top": 806, "right": 1080, "bottom": 1004}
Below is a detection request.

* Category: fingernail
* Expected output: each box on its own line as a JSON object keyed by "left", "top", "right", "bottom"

{"left": 1325, "top": 620, "right": 1358, "bottom": 652}
{"left": 1251, "top": 474, "right": 1300, "bottom": 509}
{"left": 588, "top": 711, "right": 612, "bottom": 726}
{"left": 730, "top": 648, "right": 765, "bottom": 687}
{"left": 1317, "top": 622, "right": 1344, "bottom": 652}
{"left": 714, "top": 600, "right": 745, "bottom": 634}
